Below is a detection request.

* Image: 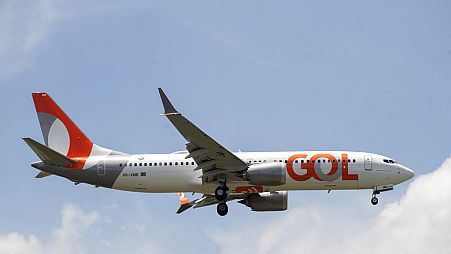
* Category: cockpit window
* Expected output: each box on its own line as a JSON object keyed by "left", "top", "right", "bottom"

{"left": 383, "top": 159, "right": 396, "bottom": 164}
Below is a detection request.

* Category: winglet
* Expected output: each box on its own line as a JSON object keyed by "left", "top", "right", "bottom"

{"left": 158, "top": 88, "right": 179, "bottom": 115}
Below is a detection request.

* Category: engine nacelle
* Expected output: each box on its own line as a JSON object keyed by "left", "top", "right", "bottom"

{"left": 244, "top": 162, "right": 286, "bottom": 186}
{"left": 239, "top": 191, "right": 288, "bottom": 211}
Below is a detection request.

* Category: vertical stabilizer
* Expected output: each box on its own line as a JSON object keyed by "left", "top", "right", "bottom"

{"left": 32, "top": 92, "right": 93, "bottom": 159}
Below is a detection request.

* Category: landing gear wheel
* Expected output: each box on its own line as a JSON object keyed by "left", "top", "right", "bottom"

{"left": 371, "top": 196, "right": 379, "bottom": 205}
{"left": 215, "top": 186, "right": 227, "bottom": 201}
{"left": 217, "top": 203, "right": 228, "bottom": 216}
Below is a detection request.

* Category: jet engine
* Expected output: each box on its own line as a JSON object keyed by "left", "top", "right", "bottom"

{"left": 238, "top": 191, "right": 288, "bottom": 211}
{"left": 244, "top": 162, "right": 286, "bottom": 186}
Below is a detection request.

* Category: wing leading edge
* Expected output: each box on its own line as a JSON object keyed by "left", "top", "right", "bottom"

{"left": 158, "top": 88, "right": 248, "bottom": 182}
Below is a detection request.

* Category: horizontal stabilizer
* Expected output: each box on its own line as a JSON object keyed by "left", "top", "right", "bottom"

{"left": 23, "top": 137, "right": 76, "bottom": 166}
{"left": 176, "top": 192, "right": 193, "bottom": 214}
{"left": 176, "top": 203, "right": 193, "bottom": 214}
{"left": 35, "top": 171, "right": 53, "bottom": 178}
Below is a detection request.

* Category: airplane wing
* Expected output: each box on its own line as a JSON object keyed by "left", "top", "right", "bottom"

{"left": 158, "top": 88, "right": 248, "bottom": 182}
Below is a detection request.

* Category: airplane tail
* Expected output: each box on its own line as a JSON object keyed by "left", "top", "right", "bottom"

{"left": 32, "top": 92, "right": 94, "bottom": 158}
{"left": 176, "top": 192, "right": 193, "bottom": 214}
{"left": 31, "top": 92, "right": 125, "bottom": 169}
{"left": 23, "top": 137, "right": 76, "bottom": 166}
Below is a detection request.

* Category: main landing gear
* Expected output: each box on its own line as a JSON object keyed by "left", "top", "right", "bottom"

{"left": 217, "top": 202, "right": 228, "bottom": 216}
{"left": 214, "top": 175, "right": 229, "bottom": 201}
{"left": 215, "top": 186, "right": 228, "bottom": 201}
{"left": 215, "top": 175, "right": 229, "bottom": 216}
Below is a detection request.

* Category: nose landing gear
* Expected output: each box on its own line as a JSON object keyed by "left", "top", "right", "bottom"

{"left": 371, "top": 194, "right": 379, "bottom": 205}
{"left": 371, "top": 185, "right": 394, "bottom": 205}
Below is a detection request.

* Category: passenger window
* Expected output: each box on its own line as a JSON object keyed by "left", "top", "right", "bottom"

{"left": 144, "top": 163, "right": 147, "bottom": 166}
{"left": 134, "top": 163, "right": 137, "bottom": 166}
{"left": 191, "top": 162, "right": 195, "bottom": 165}
{"left": 169, "top": 162, "right": 172, "bottom": 166}
{"left": 323, "top": 160, "right": 326, "bottom": 163}
{"left": 338, "top": 159, "right": 341, "bottom": 162}
{"left": 353, "top": 159, "right": 356, "bottom": 163}
{"left": 301, "top": 160, "right": 304, "bottom": 163}
{"left": 154, "top": 163, "right": 157, "bottom": 166}
{"left": 129, "top": 163, "right": 132, "bottom": 166}
{"left": 119, "top": 164, "right": 122, "bottom": 167}
{"left": 159, "top": 162, "right": 162, "bottom": 166}
{"left": 307, "top": 160, "right": 310, "bottom": 163}
{"left": 175, "top": 162, "right": 178, "bottom": 166}
{"left": 295, "top": 160, "right": 298, "bottom": 163}
{"left": 164, "top": 162, "right": 167, "bottom": 166}
{"left": 285, "top": 160, "right": 288, "bottom": 163}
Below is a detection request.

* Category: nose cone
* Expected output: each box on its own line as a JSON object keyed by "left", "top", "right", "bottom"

{"left": 399, "top": 165, "right": 415, "bottom": 182}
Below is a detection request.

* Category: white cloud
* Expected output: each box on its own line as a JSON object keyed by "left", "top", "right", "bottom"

{"left": 0, "top": 203, "right": 167, "bottom": 254}
{"left": 0, "top": 0, "right": 58, "bottom": 79}
{"left": 0, "top": 204, "right": 99, "bottom": 254}
{"left": 211, "top": 156, "right": 451, "bottom": 254}
{"left": 47, "top": 204, "right": 100, "bottom": 254}
{"left": 0, "top": 233, "right": 42, "bottom": 254}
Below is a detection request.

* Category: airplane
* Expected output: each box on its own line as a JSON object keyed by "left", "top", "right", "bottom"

{"left": 24, "top": 89, "right": 415, "bottom": 216}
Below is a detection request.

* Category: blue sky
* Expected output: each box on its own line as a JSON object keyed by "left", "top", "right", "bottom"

{"left": 0, "top": 1, "right": 450, "bottom": 253}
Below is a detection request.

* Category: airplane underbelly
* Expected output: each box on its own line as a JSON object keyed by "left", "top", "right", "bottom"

{"left": 281, "top": 178, "right": 359, "bottom": 190}
{"left": 112, "top": 167, "right": 202, "bottom": 193}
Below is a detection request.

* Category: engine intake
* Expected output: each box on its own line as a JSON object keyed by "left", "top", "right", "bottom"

{"left": 244, "top": 162, "right": 286, "bottom": 186}
{"left": 239, "top": 191, "right": 288, "bottom": 211}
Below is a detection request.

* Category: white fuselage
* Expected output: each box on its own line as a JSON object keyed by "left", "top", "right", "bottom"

{"left": 109, "top": 151, "right": 414, "bottom": 194}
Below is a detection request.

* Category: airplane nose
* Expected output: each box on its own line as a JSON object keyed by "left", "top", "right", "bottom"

{"left": 406, "top": 168, "right": 414, "bottom": 179}
{"left": 401, "top": 165, "right": 415, "bottom": 181}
